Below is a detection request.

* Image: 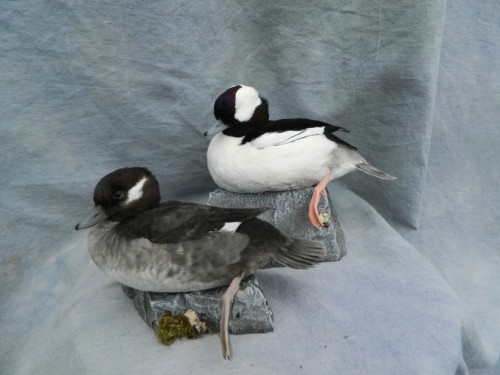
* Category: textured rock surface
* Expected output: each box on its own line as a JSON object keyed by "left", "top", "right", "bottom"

{"left": 207, "top": 187, "right": 347, "bottom": 262}
{"left": 122, "top": 275, "right": 273, "bottom": 335}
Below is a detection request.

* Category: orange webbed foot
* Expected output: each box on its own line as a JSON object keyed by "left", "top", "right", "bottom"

{"left": 308, "top": 174, "right": 332, "bottom": 228}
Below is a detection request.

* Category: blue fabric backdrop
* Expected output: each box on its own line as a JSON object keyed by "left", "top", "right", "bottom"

{"left": 1, "top": 1, "right": 498, "bottom": 374}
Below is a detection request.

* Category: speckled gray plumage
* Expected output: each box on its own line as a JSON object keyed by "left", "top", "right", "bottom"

{"left": 88, "top": 209, "right": 326, "bottom": 293}
{"left": 88, "top": 219, "right": 250, "bottom": 292}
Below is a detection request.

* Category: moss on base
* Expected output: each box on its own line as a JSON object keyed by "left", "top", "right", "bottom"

{"left": 157, "top": 310, "right": 207, "bottom": 346}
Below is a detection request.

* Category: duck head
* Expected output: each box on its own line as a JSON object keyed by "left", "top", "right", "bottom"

{"left": 75, "top": 167, "right": 160, "bottom": 229}
{"left": 204, "top": 85, "right": 269, "bottom": 138}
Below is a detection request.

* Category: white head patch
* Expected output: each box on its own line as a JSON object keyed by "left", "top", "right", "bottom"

{"left": 125, "top": 177, "right": 148, "bottom": 204}
{"left": 234, "top": 85, "right": 262, "bottom": 122}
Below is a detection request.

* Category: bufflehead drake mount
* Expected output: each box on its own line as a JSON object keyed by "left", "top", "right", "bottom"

{"left": 75, "top": 167, "right": 326, "bottom": 359}
{"left": 205, "top": 85, "right": 396, "bottom": 228}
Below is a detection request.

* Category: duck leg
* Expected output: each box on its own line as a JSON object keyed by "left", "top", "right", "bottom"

{"left": 308, "top": 173, "right": 332, "bottom": 228}
{"left": 220, "top": 273, "right": 245, "bottom": 360}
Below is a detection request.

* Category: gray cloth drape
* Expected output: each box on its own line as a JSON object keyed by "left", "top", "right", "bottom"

{"left": 1, "top": 1, "right": 498, "bottom": 374}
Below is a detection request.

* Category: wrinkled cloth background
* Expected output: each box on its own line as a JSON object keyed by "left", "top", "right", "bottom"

{"left": 1, "top": 1, "right": 499, "bottom": 374}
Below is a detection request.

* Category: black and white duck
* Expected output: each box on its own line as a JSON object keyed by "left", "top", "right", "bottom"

{"left": 205, "top": 84, "right": 396, "bottom": 227}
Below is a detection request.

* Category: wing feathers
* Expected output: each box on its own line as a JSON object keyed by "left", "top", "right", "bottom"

{"left": 114, "top": 202, "right": 268, "bottom": 243}
{"left": 242, "top": 118, "right": 357, "bottom": 150}
{"left": 251, "top": 127, "right": 324, "bottom": 149}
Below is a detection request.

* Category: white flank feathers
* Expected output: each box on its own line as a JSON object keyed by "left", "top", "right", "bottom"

{"left": 220, "top": 222, "right": 242, "bottom": 232}
{"left": 207, "top": 130, "right": 345, "bottom": 193}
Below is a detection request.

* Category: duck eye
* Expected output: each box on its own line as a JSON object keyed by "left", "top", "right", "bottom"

{"left": 113, "top": 191, "right": 125, "bottom": 200}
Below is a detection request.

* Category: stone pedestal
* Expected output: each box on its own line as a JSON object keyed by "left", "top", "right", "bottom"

{"left": 123, "top": 275, "right": 273, "bottom": 334}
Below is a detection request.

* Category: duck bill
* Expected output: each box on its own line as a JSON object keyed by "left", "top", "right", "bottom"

{"left": 75, "top": 206, "right": 107, "bottom": 230}
{"left": 204, "top": 122, "right": 228, "bottom": 138}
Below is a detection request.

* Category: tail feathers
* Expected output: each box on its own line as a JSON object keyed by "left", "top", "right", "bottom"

{"left": 356, "top": 163, "right": 396, "bottom": 180}
{"left": 273, "top": 239, "right": 326, "bottom": 270}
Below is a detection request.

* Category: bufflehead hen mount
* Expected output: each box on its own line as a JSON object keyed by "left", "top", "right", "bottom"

{"left": 75, "top": 167, "right": 326, "bottom": 359}
{"left": 205, "top": 84, "right": 396, "bottom": 228}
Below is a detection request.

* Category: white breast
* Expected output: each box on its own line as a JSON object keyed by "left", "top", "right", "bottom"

{"left": 206, "top": 131, "right": 341, "bottom": 193}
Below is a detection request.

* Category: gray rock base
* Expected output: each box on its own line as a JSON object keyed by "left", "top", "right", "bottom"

{"left": 122, "top": 275, "right": 273, "bottom": 335}
{"left": 207, "top": 187, "right": 347, "bottom": 262}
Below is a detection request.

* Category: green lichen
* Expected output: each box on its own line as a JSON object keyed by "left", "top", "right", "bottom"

{"left": 157, "top": 311, "right": 206, "bottom": 346}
